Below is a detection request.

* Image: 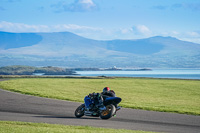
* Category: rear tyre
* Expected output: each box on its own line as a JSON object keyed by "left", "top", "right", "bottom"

{"left": 75, "top": 104, "right": 85, "bottom": 118}
{"left": 100, "top": 104, "right": 116, "bottom": 119}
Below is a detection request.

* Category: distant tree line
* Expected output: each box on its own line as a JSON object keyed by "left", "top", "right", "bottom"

{"left": 0, "top": 66, "right": 76, "bottom": 75}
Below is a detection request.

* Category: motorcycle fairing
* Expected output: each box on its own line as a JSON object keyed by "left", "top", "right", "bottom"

{"left": 103, "top": 97, "right": 121, "bottom": 106}
{"left": 84, "top": 96, "right": 93, "bottom": 108}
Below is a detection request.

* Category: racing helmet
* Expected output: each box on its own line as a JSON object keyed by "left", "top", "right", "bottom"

{"left": 103, "top": 87, "right": 110, "bottom": 92}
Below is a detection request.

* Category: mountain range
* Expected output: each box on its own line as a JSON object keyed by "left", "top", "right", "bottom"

{"left": 0, "top": 31, "right": 200, "bottom": 68}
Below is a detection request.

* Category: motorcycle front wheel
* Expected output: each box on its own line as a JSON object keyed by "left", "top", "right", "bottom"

{"left": 75, "top": 104, "right": 85, "bottom": 118}
{"left": 100, "top": 104, "right": 116, "bottom": 119}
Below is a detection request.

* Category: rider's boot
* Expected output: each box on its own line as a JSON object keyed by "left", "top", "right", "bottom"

{"left": 97, "top": 98, "right": 106, "bottom": 111}
{"left": 99, "top": 105, "right": 106, "bottom": 111}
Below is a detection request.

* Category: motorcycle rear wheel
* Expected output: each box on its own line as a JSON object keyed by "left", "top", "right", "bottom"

{"left": 75, "top": 104, "right": 85, "bottom": 118}
{"left": 100, "top": 104, "right": 116, "bottom": 119}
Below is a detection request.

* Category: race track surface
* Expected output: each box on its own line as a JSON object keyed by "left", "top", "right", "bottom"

{"left": 0, "top": 84, "right": 200, "bottom": 133}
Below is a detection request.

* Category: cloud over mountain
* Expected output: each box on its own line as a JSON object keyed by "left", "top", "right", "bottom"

{"left": 0, "top": 21, "right": 101, "bottom": 33}
{"left": 0, "top": 21, "right": 200, "bottom": 44}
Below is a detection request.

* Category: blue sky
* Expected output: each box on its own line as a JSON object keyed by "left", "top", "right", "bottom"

{"left": 0, "top": 0, "right": 200, "bottom": 43}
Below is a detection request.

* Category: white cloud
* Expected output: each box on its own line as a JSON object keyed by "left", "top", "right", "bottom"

{"left": 171, "top": 31, "right": 179, "bottom": 35}
{"left": 0, "top": 21, "right": 102, "bottom": 33}
{"left": 186, "top": 31, "right": 200, "bottom": 37}
{"left": 0, "top": 21, "right": 200, "bottom": 44}
{"left": 136, "top": 25, "right": 151, "bottom": 35}
{"left": 54, "top": 24, "right": 102, "bottom": 31}
{"left": 4, "top": 0, "right": 20, "bottom": 2}
{"left": 172, "top": 3, "right": 200, "bottom": 11}
{"left": 182, "top": 31, "right": 200, "bottom": 44}
{"left": 120, "top": 28, "right": 133, "bottom": 34}
{"left": 51, "top": 0, "right": 98, "bottom": 12}
{"left": 68, "top": 0, "right": 97, "bottom": 12}
{"left": 154, "top": 3, "right": 200, "bottom": 12}
{"left": 79, "top": 0, "right": 95, "bottom": 5}
{"left": 131, "top": 25, "right": 152, "bottom": 36}
{"left": 0, "top": 21, "right": 50, "bottom": 32}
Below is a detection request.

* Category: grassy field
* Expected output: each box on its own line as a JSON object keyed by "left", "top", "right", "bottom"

{"left": 0, "top": 121, "right": 154, "bottom": 133}
{"left": 0, "top": 77, "right": 199, "bottom": 115}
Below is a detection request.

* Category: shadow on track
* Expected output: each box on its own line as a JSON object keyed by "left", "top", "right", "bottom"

{"left": 34, "top": 115, "right": 99, "bottom": 120}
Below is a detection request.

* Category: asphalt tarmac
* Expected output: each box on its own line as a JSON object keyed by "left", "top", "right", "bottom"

{"left": 0, "top": 82, "right": 199, "bottom": 133}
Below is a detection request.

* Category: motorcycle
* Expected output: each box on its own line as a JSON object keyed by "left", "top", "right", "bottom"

{"left": 75, "top": 92, "right": 122, "bottom": 119}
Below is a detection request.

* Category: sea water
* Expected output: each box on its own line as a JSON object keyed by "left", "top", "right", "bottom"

{"left": 76, "top": 69, "right": 200, "bottom": 79}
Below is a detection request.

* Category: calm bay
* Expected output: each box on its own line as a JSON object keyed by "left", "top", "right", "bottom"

{"left": 76, "top": 69, "right": 200, "bottom": 79}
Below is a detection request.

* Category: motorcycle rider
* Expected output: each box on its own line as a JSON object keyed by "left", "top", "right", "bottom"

{"left": 101, "top": 87, "right": 120, "bottom": 111}
{"left": 93, "top": 87, "right": 116, "bottom": 111}
{"left": 101, "top": 87, "right": 115, "bottom": 99}
{"left": 84, "top": 87, "right": 116, "bottom": 112}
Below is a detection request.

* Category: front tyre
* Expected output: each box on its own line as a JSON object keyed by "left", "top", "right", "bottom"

{"left": 100, "top": 104, "right": 116, "bottom": 119}
{"left": 75, "top": 104, "right": 85, "bottom": 118}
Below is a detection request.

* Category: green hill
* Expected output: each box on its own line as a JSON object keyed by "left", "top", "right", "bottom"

{"left": 0, "top": 65, "right": 76, "bottom": 75}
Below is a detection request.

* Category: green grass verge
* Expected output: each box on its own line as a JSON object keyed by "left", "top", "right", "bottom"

{"left": 0, "top": 78, "right": 199, "bottom": 115}
{"left": 0, "top": 121, "right": 155, "bottom": 133}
